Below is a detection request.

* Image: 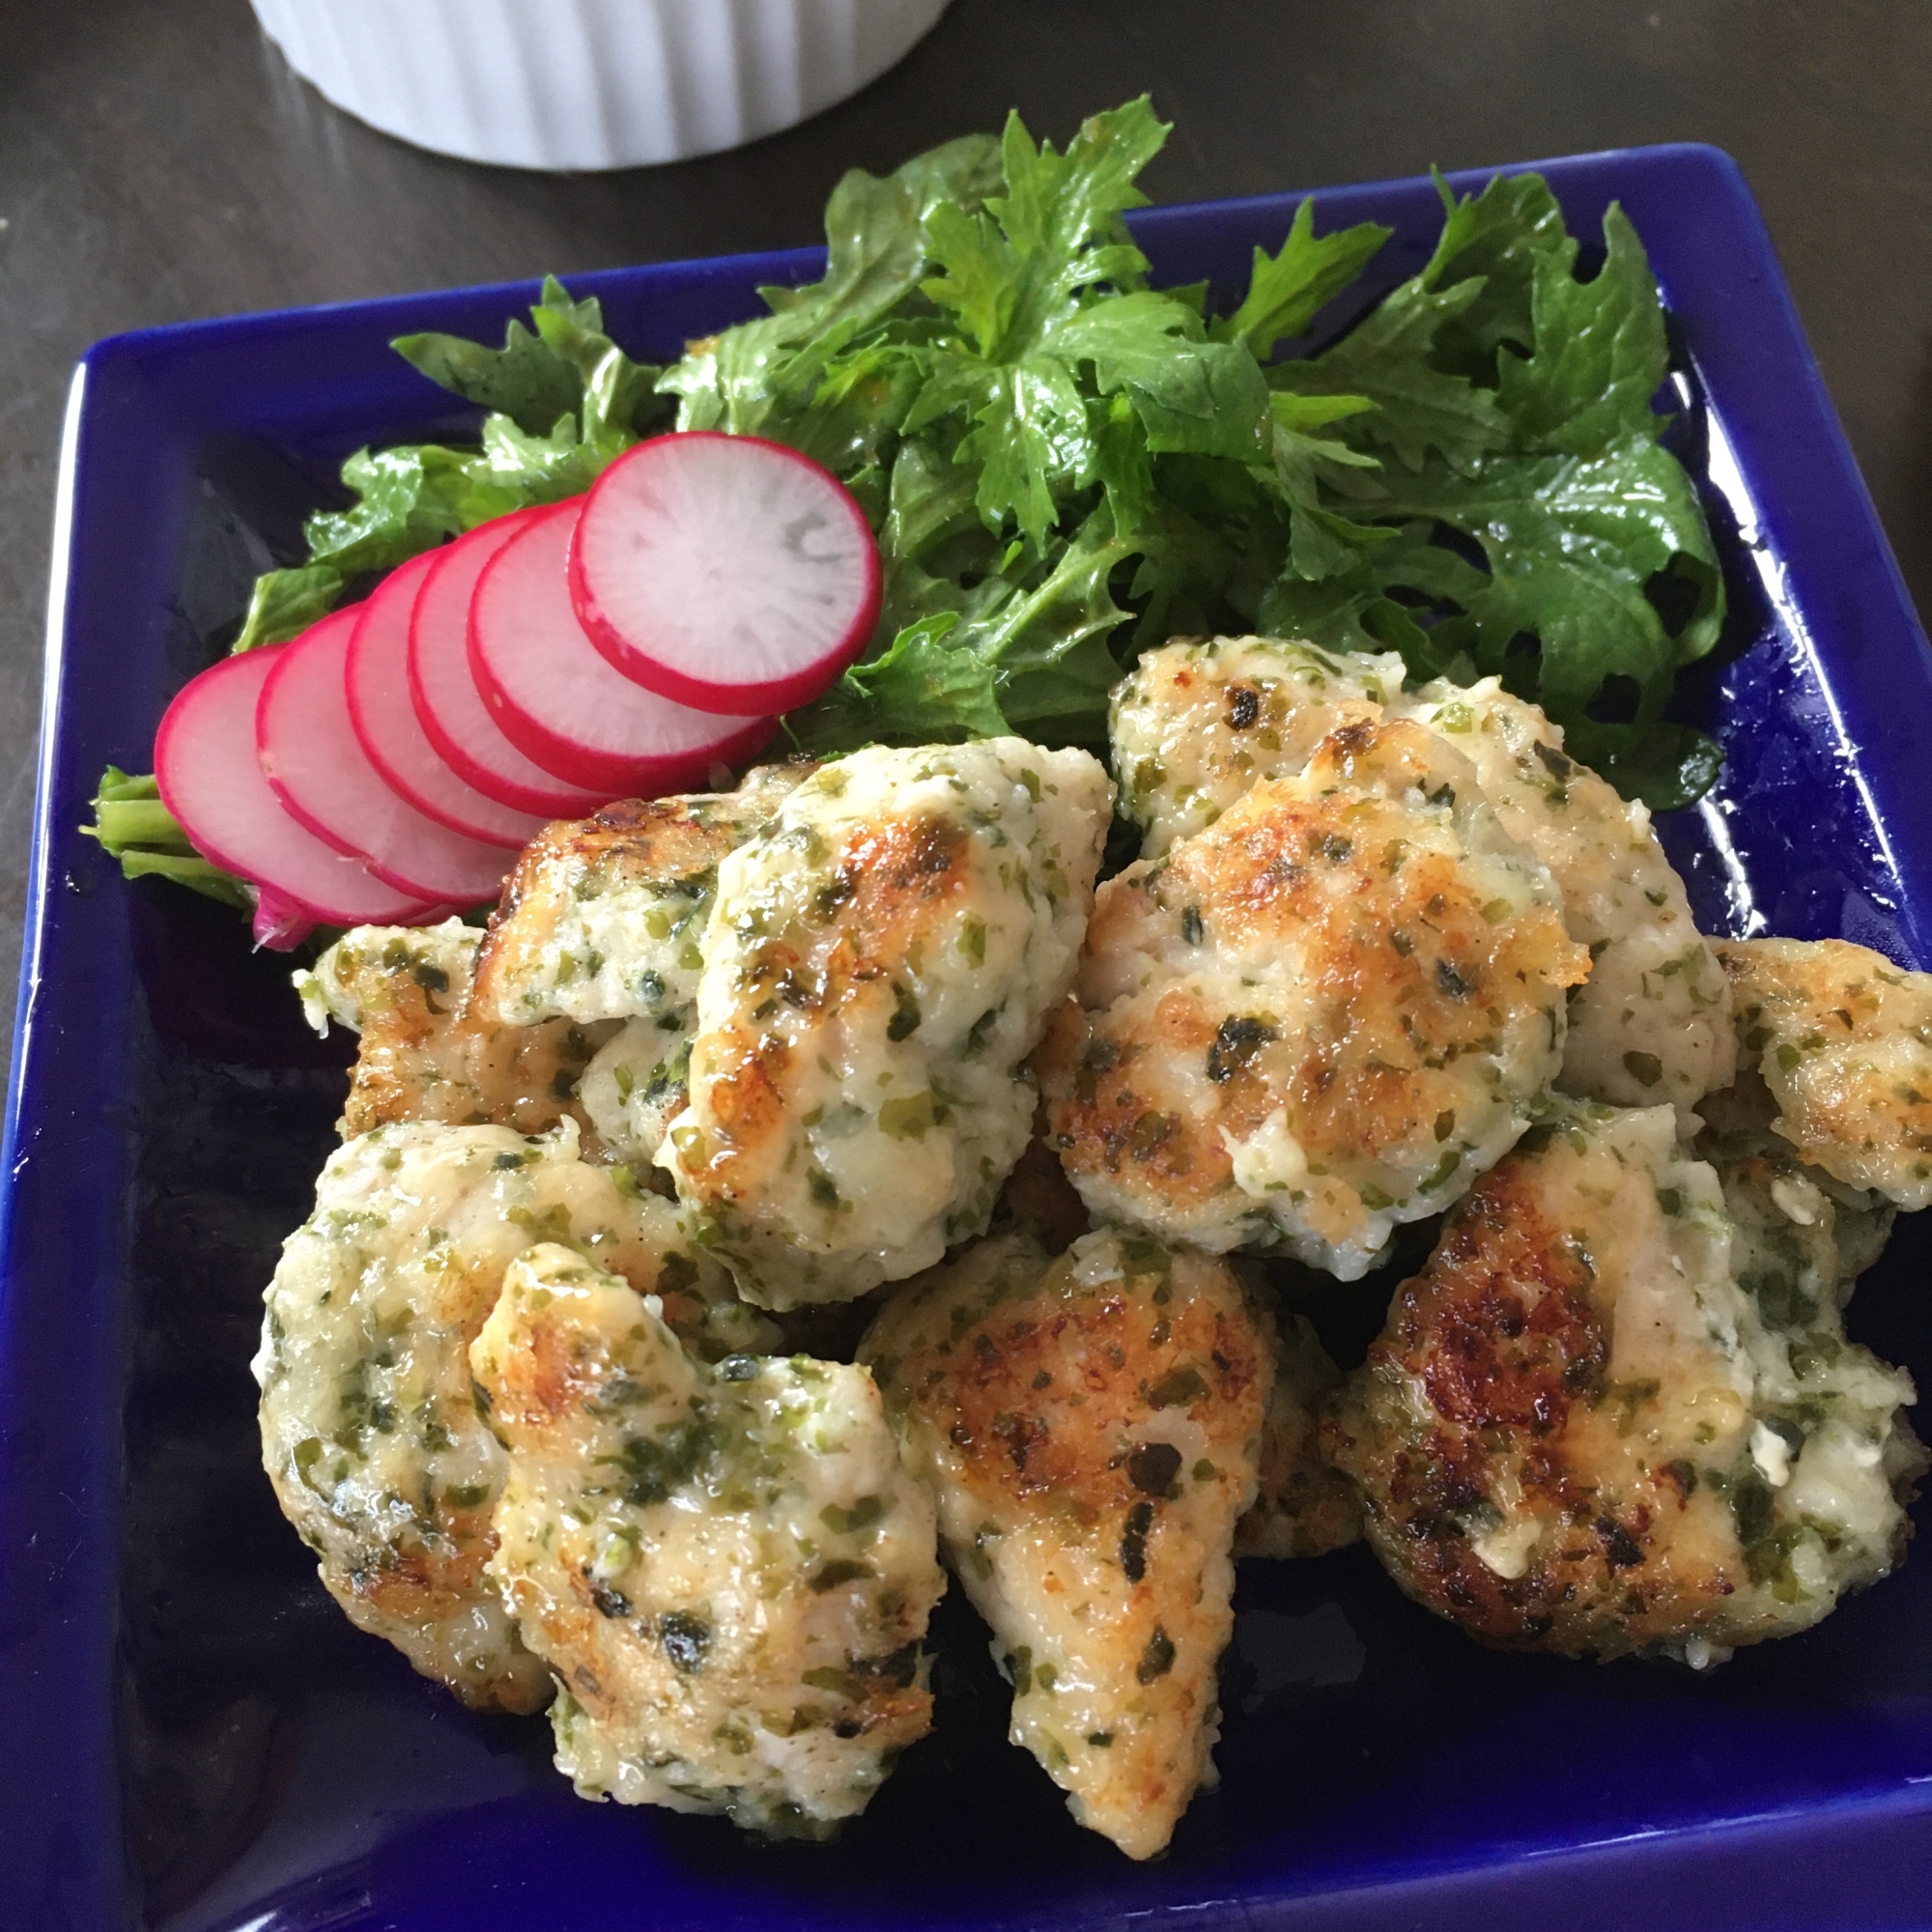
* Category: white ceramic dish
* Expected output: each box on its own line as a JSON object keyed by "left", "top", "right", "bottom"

{"left": 248, "top": 0, "right": 952, "bottom": 170}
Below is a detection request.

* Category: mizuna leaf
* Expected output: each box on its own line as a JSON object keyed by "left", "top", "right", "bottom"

{"left": 1214, "top": 198, "right": 1392, "bottom": 360}
{"left": 1494, "top": 205, "right": 1670, "bottom": 456}
{"left": 1275, "top": 274, "right": 1509, "bottom": 473}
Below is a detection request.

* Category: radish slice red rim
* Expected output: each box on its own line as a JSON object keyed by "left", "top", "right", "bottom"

{"left": 258, "top": 605, "right": 516, "bottom": 906}
{"left": 409, "top": 511, "right": 610, "bottom": 816}
{"left": 347, "top": 550, "right": 549, "bottom": 851}
{"left": 252, "top": 888, "right": 322, "bottom": 952}
{"left": 155, "top": 645, "right": 440, "bottom": 934}
{"left": 568, "top": 431, "right": 882, "bottom": 718}
{"left": 471, "top": 497, "right": 777, "bottom": 795}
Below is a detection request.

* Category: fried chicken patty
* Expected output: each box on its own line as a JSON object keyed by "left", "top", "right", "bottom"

{"left": 1110, "top": 639, "right": 1735, "bottom": 1122}
{"left": 1403, "top": 678, "right": 1733, "bottom": 1121}
{"left": 473, "top": 1244, "right": 944, "bottom": 1838}
{"left": 1719, "top": 936, "right": 1932, "bottom": 1208}
{"left": 1236, "top": 1306, "right": 1362, "bottom": 1560}
{"left": 254, "top": 1120, "right": 770, "bottom": 1711}
{"left": 667, "top": 740, "right": 1113, "bottom": 1309}
{"left": 296, "top": 920, "right": 603, "bottom": 1138}
{"left": 1325, "top": 1101, "right": 1920, "bottom": 1663}
{"left": 861, "top": 1228, "right": 1270, "bottom": 1859}
{"left": 1110, "top": 635, "right": 1406, "bottom": 856}
{"left": 469, "top": 764, "right": 807, "bottom": 1163}
{"left": 1039, "top": 716, "right": 1588, "bottom": 1277}
{"left": 1694, "top": 1071, "right": 1896, "bottom": 1323}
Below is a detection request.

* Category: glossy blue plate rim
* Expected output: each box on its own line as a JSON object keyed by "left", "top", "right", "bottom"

{"left": 5, "top": 141, "right": 1932, "bottom": 1932}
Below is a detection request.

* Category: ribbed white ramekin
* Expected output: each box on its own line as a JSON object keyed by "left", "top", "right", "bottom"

{"left": 248, "top": 0, "right": 953, "bottom": 171}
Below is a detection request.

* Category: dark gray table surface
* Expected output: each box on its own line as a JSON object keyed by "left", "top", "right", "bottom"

{"left": 4, "top": 0, "right": 1930, "bottom": 1077}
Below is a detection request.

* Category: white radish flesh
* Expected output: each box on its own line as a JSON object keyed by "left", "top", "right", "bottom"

{"left": 408, "top": 510, "right": 609, "bottom": 815}
{"left": 258, "top": 605, "right": 515, "bottom": 906}
{"left": 155, "top": 644, "right": 439, "bottom": 933}
{"left": 346, "top": 549, "right": 549, "bottom": 850}
{"left": 469, "top": 497, "right": 775, "bottom": 794}
{"left": 568, "top": 432, "right": 881, "bottom": 717}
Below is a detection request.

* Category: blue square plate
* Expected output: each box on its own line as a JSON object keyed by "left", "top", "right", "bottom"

{"left": 8, "top": 144, "right": 1932, "bottom": 1932}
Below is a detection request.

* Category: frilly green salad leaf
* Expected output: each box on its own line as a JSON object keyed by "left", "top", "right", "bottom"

{"left": 103, "top": 100, "right": 1733, "bottom": 918}
{"left": 1265, "top": 173, "right": 1724, "bottom": 805}
{"left": 232, "top": 276, "right": 671, "bottom": 649}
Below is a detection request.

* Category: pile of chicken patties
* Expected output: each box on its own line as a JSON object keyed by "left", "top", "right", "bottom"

{"left": 258, "top": 637, "right": 1930, "bottom": 1858}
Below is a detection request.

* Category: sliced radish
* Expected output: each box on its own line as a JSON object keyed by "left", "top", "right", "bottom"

{"left": 253, "top": 888, "right": 320, "bottom": 952}
{"left": 470, "top": 498, "right": 776, "bottom": 795}
{"left": 258, "top": 605, "right": 516, "bottom": 906}
{"left": 568, "top": 432, "right": 881, "bottom": 717}
{"left": 408, "top": 511, "right": 610, "bottom": 816}
{"left": 155, "top": 645, "right": 440, "bottom": 935}
{"left": 347, "top": 549, "right": 549, "bottom": 850}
